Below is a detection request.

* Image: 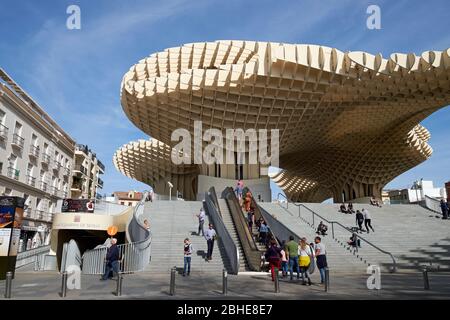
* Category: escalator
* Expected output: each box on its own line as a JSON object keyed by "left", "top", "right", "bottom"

{"left": 220, "top": 187, "right": 268, "bottom": 271}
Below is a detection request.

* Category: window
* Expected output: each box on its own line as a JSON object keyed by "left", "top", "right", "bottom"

{"left": 27, "top": 163, "right": 33, "bottom": 176}
{"left": 44, "top": 143, "right": 49, "bottom": 154}
{"left": 14, "top": 122, "right": 22, "bottom": 135}
{"left": 8, "top": 154, "right": 17, "bottom": 168}
{"left": 128, "top": 202, "right": 132, "bottom": 206}
{"left": 120, "top": 202, "right": 125, "bottom": 205}
{"left": 31, "top": 134, "right": 38, "bottom": 146}
{"left": 0, "top": 109, "right": 5, "bottom": 124}
{"left": 23, "top": 194, "right": 30, "bottom": 207}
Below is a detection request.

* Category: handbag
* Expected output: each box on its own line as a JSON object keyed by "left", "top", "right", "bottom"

{"left": 299, "top": 255, "right": 310, "bottom": 267}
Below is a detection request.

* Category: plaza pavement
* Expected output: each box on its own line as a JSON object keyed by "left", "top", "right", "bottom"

{"left": 1, "top": 265, "right": 449, "bottom": 300}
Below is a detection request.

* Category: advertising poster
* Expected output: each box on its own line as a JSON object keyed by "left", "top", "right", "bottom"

{"left": 61, "top": 199, "right": 95, "bottom": 213}
{"left": 8, "top": 229, "right": 21, "bottom": 257}
{"left": 0, "top": 201, "right": 15, "bottom": 229}
{"left": 0, "top": 229, "right": 12, "bottom": 257}
{"left": 0, "top": 196, "right": 24, "bottom": 257}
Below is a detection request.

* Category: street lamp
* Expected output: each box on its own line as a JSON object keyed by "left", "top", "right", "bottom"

{"left": 168, "top": 181, "right": 173, "bottom": 201}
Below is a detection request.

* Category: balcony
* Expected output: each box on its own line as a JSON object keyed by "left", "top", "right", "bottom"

{"left": 29, "top": 145, "right": 40, "bottom": 159}
{"left": 0, "top": 123, "right": 8, "bottom": 141}
{"left": 97, "top": 160, "right": 105, "bottom": 172}
{"left": 63, "top": 166, "right": 71, "bottom": 177}
{"left": 11, "top": 133, "right": 24, "bottom": 149}
{"left": 73, "top": 165, "right": 88, "bottom": 176}
{"left": 34, "top": 209, "right": 44, "bottom": 220}
{"left": 22, "top": 209, "right": 53, "bottom": 222}
{"left": 23, "top": 207, "right": 31, "bottom": 218}
{"left": 7, "top": 167, "right": 20, "bottom": 180}
{"left": 52, "top": 161, "right": 61, "bottom": 172}
{"left": 71, "top": 183, "right": 82, "bottom": 191}
{"left": 50, "top": 186, "right": 59, "bottom": 196}
{"left": 98, "top": 178, "right": 104, "bottom": 189}
{"left": 39, "top": 180, "right": 48, "bottom": 192}
{"left": 75, "top": 144, "right": 89, "bottom": 155}
{"left": 26, "top": 175, "right": 36, "bottom": 187}
{"left": 41, "top": 153, "right": 51, "bottom": 165}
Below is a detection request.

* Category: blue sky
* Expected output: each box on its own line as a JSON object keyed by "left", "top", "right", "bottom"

{"left": 0, "top": 0, "right": 449, "bottom": 199}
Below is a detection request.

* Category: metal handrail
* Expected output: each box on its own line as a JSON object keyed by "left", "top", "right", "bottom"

{"left": 276, "top": 193, "right": 397, "bottom": 272}
{"left": 205, "top": 187, "right": 239, "bottom": 274}
{"left": 81, "top": 191, "right": 152, "bottom": 274}
{"left": 422, "top": 195, "right": 443, "bottom": 214}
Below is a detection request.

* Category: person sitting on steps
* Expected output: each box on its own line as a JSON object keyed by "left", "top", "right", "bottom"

{"left": 370, "top": 197, "right": 382, "bottom": 207}
{"left": 348, "top": 202, "right": 355, "bottom": 214}
{"left": 347, "top": 233, "right": 361, "bottom": 248}
{"left": 339, "top": 203, "right": 348, "bottom": 213}
{"left": 316, "top": 221, "right": 328, "bottom": 236}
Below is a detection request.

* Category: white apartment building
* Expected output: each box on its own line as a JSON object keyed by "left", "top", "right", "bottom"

{"left": 71, "top": 144, "right": 105, "bottom": 199}
{"left": 387, "top": 180, "right": 447, "bottom": 204}
{"left": 0, "top": 69, "right": 75, "bottom": 252}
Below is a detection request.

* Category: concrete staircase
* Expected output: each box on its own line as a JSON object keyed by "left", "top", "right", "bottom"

{"left": 289, "top": 202, "right": 450, "bottom": 272}
{"left": 144, "top": 201, "right": 226, "bottom": 274}
{"left": 217, "top": 199, "right": 248, "bottom": 272}
{"left": 259, "top": 202, "right": 368, "bottom": 274}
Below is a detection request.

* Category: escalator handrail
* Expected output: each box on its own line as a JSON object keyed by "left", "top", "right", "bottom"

{"left": 222, "top": 187, "right": 263, "bottom": 271}
{"left": 206, "top": 187, "right": 239, "bottom": 274}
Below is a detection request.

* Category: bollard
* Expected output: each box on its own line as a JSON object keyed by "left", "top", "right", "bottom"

{"left": 60, "top": 271, "right": 68, "bottom": 298}
{"left": 34, "top": 255, "right": 39, "bottom": 271}
{"left": 422, "top": 267, "right": 430, "bottom": 290}
{"left": 274, "top": 268, "right": 280, "bottom": 293}
{"left": 222, "top": 269, "right": 228, "bottom": 295}
{"left": 4, "top": 271, "right": 13, "bottom": 299}
{"left": 324, "top": 267, "right": 330, "bottom": 292}
{"left": 116, "top": 274, "right": 123, "bottom": 296}
{"left": 169, "top": 267, "right": 176, "bottom": 296}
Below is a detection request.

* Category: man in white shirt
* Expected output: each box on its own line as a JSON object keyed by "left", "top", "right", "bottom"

{"left": 204, "top": 224, "right": 217, "bottom": 261}
{"left": 362, "top": 208, "right": 375, "bottom": 233}
{"left": 197, "top": 207, "right": 206, "bottom": 236}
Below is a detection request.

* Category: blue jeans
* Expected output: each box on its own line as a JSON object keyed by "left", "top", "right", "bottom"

{"left": 184, "top": 256, "right": 191, "bottom": 275}
{"left": 281, "top": 261, "right": 288, "bottom": 275}
{"left": 102, "top": 260, "right": 119, "bottom": 279}
{"left": 319, "top": 267, "right": 326, "bottom": 283}
{"left": 288, "top": 257, "right": 299, "bottom": 279}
